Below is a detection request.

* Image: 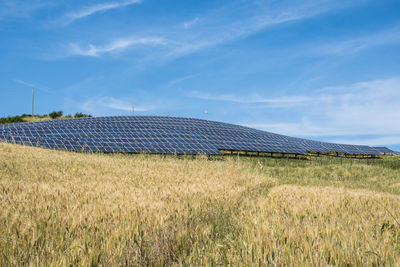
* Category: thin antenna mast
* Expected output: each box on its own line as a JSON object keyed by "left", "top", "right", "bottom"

{"left": 32, "top": 87, "right": 34, "bottom": 116}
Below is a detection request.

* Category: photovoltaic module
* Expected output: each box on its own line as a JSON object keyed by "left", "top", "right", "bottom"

{"left": 0, "top": 116, "right": 382, "bottom": 155}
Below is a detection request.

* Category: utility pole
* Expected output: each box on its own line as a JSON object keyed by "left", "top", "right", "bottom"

{"left": 32, "top": 87, "right": 34, "bottom": 116}
{"left": 132, "top": 104, "right": 134, "bottom": 116}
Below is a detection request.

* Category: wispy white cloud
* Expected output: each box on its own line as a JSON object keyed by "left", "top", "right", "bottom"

{"left": 14, "top": 79, "right": 56, "bottom": 95}
{"left": 14, "top": 79, "right": 36, "bottom": 88}
{"left": 183, "top": 17, "right": 199, "bottom": 29}
{"left": 165, "top": 0, "right": 360, "bottom": 58}
{"left": 317, "top": 26, "right": 400, "bottom": 55}
{"left": 246, "top": 120, "right": 376, "bottom": 138}
{"left": 0, "top": 0, "right": 53, "bottom": 20}
{"left": 69, "top": 37, "right": 166, "bottom": 56}
{"left": 243, "top": 77, "right": 400, "bottom": 146}
{"left": 190, "top": 91, "right": 313, "bottom": 106}
{"left": 62, "top": 0, "right": 141, "bottom": 25}
{"left": 189, "top": 76, "right": 400, "bottom": 147}
{"left": 61, "top": 0, "right": 360, "bottom": 59}
{"left": 166, "top": 74, "right": 200, "bottom": 88}
{"left": 81, "top": 96, "right": 152, "bottom": 115}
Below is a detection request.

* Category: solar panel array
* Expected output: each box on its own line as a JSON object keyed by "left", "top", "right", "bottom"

{"left": 0, "top": 116, "right": 381, "bottom": 155}
{"left": 372, "top": 147, "right": 400, "bottom": 155}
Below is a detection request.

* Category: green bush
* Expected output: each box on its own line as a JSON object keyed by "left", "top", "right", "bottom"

{"left": 74, "top": 112, "right": 92, "bottom": 118}
{"left": 0, "top": 116, "right": 24, "bottom": 124}
{"left": 49, "top": 111, "right": 63, "bottom": 119}
{"left": 0, "top": 111, "right": 92, "bottom": 124}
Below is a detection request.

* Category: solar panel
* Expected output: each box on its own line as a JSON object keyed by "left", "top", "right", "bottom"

{"left": 0, "top": 116, "right": 380, "bottom": 156}
{"left": 372, "top": 147, "right": 399, "bottom": 155}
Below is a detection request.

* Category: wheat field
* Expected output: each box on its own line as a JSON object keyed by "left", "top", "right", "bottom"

{"left": 0, "top": 142, "right": 399, "bottom": 266}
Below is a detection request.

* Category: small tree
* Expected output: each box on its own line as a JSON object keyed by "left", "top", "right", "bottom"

{"left": 49, "top": 111, "right": 63, "bottom": 119}
{"left": 74, "top": 112, "right": 92, "bottom": 118}
{"left": 0, "top": 116, "right": 24, "bottom": 124}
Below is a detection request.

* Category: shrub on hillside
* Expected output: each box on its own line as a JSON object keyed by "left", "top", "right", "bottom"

{"left": 74, "top": 112, "right": 92, "bottom": 118}
{"left": 0, "top": 116, "right": 24, "bottom": 124}
{"left": 49, "top": 111, "right": 63, "bottom": 119}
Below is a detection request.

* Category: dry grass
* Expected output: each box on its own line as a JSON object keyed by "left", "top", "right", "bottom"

{"left": 0, "top": 142, "right": 399, "bottom": 266}
{"left": 23, "top": 116, "right": 81, "bottom": 123}
{"left": 238, "top": 185, "right": 400, "bottom": 265}
{"left": 20, "top": 116, "right": 53, "bottom": 122}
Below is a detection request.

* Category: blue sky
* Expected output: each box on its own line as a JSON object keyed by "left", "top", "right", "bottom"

{"left": 1, "top": 0, "right": 400, "bottom": 151}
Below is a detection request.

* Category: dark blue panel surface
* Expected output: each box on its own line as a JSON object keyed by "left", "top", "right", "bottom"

{"left": 372, "top": 147, "right": 399, "bottom": 155}
{"left": 0, "top": 116, "right": 380, "bottom": 155}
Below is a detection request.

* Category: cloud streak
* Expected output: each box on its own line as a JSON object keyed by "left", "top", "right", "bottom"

{"left": 183, "top": 17, "right": 199, "bottom": 29}
{"left": 0, "top": 0, "right": 52, "bottom": 20}
{"left": 317, "top": 26, "right": 400, "bottom": 55}
{"left": 62, "top": 0, "right": 362, "bottom": 59}
{"left": 190, "top": 91, "right": 314, "bottom": 106}
{"left": 166, "top": 74, "right": 200, "bottom": 88}
{"left": 14, "top": 79, "right": 56, "bottom": 95}
{"left": 62, "top": 0, "right": 141, "bottom": 25}
{"left": 189, "top": 76, "right": 400, "bottom": 148}
{"left": 165, "top": 0, "right": 361, "bottom": 58}
{"left": 69, "top": 37, "right": 166, "bottom": 56}
{"left": 14, "top": 79, "right": 36, "bottom": 88}
{"left": 81, "top": 96, "right": 152, "bottom": 115}
{"left": 241, "top": 77, "right": 400, "bottom": 146}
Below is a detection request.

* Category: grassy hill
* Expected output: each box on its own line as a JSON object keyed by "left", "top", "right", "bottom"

{"left": 0, "top": 142, "right": 399, "bottom": 265}
{"left": 0, "top": 112, "right": 91, "bottom": 124}
{"left": 18, "top": 115, "right": 64, "bottom": 122}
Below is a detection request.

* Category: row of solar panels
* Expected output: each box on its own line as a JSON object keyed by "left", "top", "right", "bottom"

{"left": 0, "top": 133, "right": 308, "bottom": 155}
{"left": 372, "top": 147, "right": 400, "bottom": 155}
{"left": 0, "top": 116, "right": 394, "bottom": 156}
